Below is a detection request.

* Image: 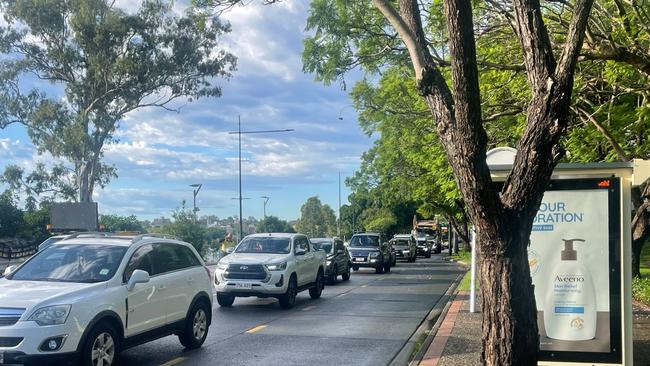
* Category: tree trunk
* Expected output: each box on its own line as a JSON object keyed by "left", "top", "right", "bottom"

{"left": 480, "top": 230, "right": 539, "bottom": 365}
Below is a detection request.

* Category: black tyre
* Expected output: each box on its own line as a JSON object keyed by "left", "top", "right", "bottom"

{"left": 309, "top": 269, "right": 324, "bottom": 299}
{"left": 179, "top": 301, "right": 210, "bottom": 349}
{"left": 80, "top": 322, "right": 119, "bottom": 366}
{"left": 342, "top": 263, "right": 351, "bottom": 281}
{"left": 216, "top": 292, "right": 235, "bottom": 307}
{"left": 279, "top": 275, "right": 297, "bottom": 309}
{"left": 352, "top": 266, "right": 359, "bottom": 271}
{"left": 328, "top": 265, "right": 337, "bottom": 285}
{"left": 375, "top": 264, "right": 384, "bottom": 274}
{"left": 384, "top": 262, "right": 391, "bottom": 273}
{"left": 426, "top": 252, "right": 432, "bottom": 258}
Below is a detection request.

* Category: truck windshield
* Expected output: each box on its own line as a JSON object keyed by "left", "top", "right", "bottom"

{"left": 349, "top": 236, "right": 379, "bottom": 247}
{"left": 8, "top": 244, "right": 127, "bottom": 283}
{"left": 236, "top": 237, "right": 291, "bottom": 254}
{"left": 393, "top": 239, "right": 410, "bottom": 246}
{"left": 311, "top": 240, "right": 333, "bottom": 253}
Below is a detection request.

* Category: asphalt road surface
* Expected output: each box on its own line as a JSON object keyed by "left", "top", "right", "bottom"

{"left": 118, "top": 256, "right": 465, "bottom": 366}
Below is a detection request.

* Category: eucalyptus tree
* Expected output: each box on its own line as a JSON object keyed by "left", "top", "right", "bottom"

{"left": 0, "top": 0, "right": 236, "bottom": 203}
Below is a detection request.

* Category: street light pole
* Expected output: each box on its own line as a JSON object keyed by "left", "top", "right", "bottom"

{"left": 261, "top": 196, "right": 270, "bottom": 218}
{"left": 231, "top": 197, "right": 250, "bottom": 240}
{"left": 337, "top": 172, "right": 341, "bottom": 237}
{"left": 190, "top": 184, "right": 202, "bottom": 220}
{"left": 229, "top": 115, "right": 293, "bottom": 239}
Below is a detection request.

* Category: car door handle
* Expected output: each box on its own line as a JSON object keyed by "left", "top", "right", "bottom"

{"left": 186, "top": 277, "right": 195, "bottom": 283}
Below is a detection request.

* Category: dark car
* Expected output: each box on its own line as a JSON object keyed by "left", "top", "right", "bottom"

{"left": 311, "top": 237, "right": 351, "bottom": 284}
{"left": 348, "top": 233, "right": 392, "bottom": 274}
{"left": 390, "top": 234, "right": 417, "bottom": 262}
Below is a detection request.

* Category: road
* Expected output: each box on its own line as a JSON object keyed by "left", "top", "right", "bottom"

{"left": 118, "top": 256, "right": 465, "bottom": 366}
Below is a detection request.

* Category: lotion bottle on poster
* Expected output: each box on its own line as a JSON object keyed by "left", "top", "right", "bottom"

{"left": 543, "top": 238, "right": 597, "bottom": 341}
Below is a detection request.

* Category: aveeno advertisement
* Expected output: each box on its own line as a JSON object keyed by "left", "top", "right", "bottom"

{"left": 528, "top": 179, "right": 621, "bottom": 363}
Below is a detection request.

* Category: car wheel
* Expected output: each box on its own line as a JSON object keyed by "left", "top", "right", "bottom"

{"left": 309, "top": 269, "right": 324, "bottom": 299}
{"left": 352, "top": 266, "right": 359, "bottom": 271}
{"left": 216, "top": 292, "right": 235, "bottom": 307}
{"left": 342, "top": 264, "right": 351, "bottom": 281}
{"left": 279, "top": 274, "right": 297, "bottom": 309}
{"left": 179, "top": 301, "right": 210, "bottom": 349}
{"left": 384, "top": 261, "right": 391, "bottom": 273}
{"left": 328, "top": 265, "right": 337, "bottom": 285}
{"left": 375, "top": 264, "right": 384, "bottom": 274}
{"left": 81, "top": 322, "right": 119, "bottom": 366}
{"left": 426, "top": 252, "right": 432, "bottom": 258}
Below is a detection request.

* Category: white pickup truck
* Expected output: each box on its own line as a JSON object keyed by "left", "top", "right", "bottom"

{"left": 214, "top": 233, "right": 327, "bottom": 309}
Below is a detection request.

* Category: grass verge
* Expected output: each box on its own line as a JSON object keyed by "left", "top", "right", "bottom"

{"left": 635, "top": 243, "right": 650, "bottom": 306}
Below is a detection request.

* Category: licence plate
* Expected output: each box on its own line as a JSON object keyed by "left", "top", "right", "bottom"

{"left": 235, "top": 282, "right": 252, "bottom": 289}
{"left": 354, "top": 257, "right": 366, "bottom": 262}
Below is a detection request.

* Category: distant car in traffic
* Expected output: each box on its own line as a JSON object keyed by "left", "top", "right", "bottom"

{"left": 348, "top": 233, "right": 392, "bottom": 274}
{"left": 214, "top": 233, "right": 326, "bottom": 309}
{"left": 311, "top": 237, "right": 351, "bottom": 284}
{"left": 0, "top": 233, "right": 213, "bottom": 366}
{"left": 390, "top": 234, "right": 417, "bottom": 262}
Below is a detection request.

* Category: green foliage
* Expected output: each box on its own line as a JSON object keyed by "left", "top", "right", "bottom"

{"left": 0, "top": 190, "right": 50, "bottom": 244}
{"left": 295, "top": 196, "right": 337, "bottom": 238}
{"left": 0, "top": 0, "right": 236, "bottom": 202}
{"left": 99, "top": 214, "right": 146, "bottom": 233}
{"left": 257, "top": 216, "right": 295, "bottom": 233}
{"left": 632, "top": 276, "right": 650, "bottom": 306}
{"left": 153, "top": 208, "right": 206, "bottom": 253}
{"left": 0, "top": 190, "right": 25, "bottom": 238}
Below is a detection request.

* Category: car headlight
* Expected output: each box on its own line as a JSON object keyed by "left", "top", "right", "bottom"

{"left": 326, "top": 260, "right": 332, "bottom": 266}
{"left": 265, "top": 262, "right": 287, "bottom": 271}
{"left": 424, "top": 247, "right": 429, "bottom": 251}
{"left": 28, "top": 305, "right": 71, "bottom": 326}
{"left": 216, "top": 261, "right": 228, "bottom": 270}
{"left": 369, "top": 252, "right": 380, "bottom": 258}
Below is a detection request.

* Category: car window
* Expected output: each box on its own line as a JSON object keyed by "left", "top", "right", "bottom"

{"left": 124, "top": 244, "right": 155, "bottom": 282}
{"left": 295, "top": 237, "right": 309, "bottom": 253}
{"left": 153, "top": 243, "right": 196, "bottom": 274}
{"left": 335, "top": 240, "right": 344, "bottom": 251}
{"left": 177, "top": 245, "right": 202, "bottom": 267}
{"left": 10, "top": 244, "right": 127, "bottom": 284}
{"left": 236, "top": 237, "right": 291, "bottom": 254}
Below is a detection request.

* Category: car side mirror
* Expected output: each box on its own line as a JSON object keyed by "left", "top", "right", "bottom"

{"left": 126, "top": 269, "right": 150, "bottom": 291}
{"left": 295, "top": 248, "right": 306, "bottom": 256}
{"left": 3, "top": 265, "right": 17, "bottom": 277}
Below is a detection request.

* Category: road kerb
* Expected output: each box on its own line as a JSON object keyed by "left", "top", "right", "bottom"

{"left": 388, "top": 269, "right": 466, "bottom": 366}
{"left": 418, "top": 292, "right": 466, "bottom": 366}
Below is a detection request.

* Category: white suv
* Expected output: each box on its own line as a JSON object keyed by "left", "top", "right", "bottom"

{"left": 0, "top": 233, "right": 213, "bottom": 366}
{"left": 214, "top": 233, "right": 326, "bottom": 309}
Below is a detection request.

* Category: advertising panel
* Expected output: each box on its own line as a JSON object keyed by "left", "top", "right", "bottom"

{"left": 529, "top": 178, "right": 621, "bottom": 364}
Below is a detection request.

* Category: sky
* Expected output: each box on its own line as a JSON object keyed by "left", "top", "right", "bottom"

{"left": 0, "top": 1, "right": 375, "bottom": 221}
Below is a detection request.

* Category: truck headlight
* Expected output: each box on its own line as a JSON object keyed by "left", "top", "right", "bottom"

{"left": 326, "top": 260, "right": 332, "bottom": 266}
{"left": 216, "top": 261, "right": 228, "bottom": 270}
{"left": 403, "top": 250, "right": 410, "bottom": 254}
{"left": 28, "top": 305, "right": 71, "bottom": 326}
{"left": 369, "top": 252, "right": 380, "bottom": 258}
{"left": 266, "top": 262, "right": 287, "bottom": 271}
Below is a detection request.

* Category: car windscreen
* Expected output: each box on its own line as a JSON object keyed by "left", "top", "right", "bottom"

{"left": 8, "top": 244, "right": 127, "bottom": 283}
{"left": 311, "top": 240, "right": 333, "bottom": 253}
{"left": 235, "top": 237, "right": 291, "bottom": 254}
{"left": 393, "top": 239, "right": 410, "bottom": 246}
{"left": 349, "top": 235, "right": 380, "bottom": 247}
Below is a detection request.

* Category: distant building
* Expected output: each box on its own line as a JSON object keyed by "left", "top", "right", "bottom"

{"left": 151, "top": 217, "right": 171, "bottom": 228}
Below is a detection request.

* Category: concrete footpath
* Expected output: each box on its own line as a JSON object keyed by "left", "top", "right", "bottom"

{"left": 417, "top": 291, "right": 650, "bottom": 366}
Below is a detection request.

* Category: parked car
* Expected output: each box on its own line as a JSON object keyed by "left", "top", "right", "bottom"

{"left": 0, "top": 233, "right": 213, "bottom": 366}
{"left": 390, "top": 234, "right": 417, "bottom": 262}
{"left": 311, "top": 237, "right": 351, "bottom": 284}
{"left": 348, "top": 233, "right": 392, "bottom": 274}
{"left": 214, "top": 233, "right": 327, "bottom": 309}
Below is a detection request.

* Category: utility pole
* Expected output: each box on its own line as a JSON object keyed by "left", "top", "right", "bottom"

{"left": 337, "top": 172, "right": 341, "bottom": 237}
{"left": 190, "top": 184, "right": 202, "bottom": 221}
{"left": 229, "top": 116, "right": 293, "bottom": 239}
{"left": 261, "top": 196, "right": 270, "bottom": 218}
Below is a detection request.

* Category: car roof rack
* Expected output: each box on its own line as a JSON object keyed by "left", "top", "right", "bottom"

{"left": 65, "top": 232, "right": 118, "bottom": 239}
{"left": 131, "top": 233, "right": 180, "bottom": 244}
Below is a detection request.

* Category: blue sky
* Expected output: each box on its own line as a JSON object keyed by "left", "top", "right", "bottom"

{"left": 0, "top": 1, "right": 375, "bottom": 221}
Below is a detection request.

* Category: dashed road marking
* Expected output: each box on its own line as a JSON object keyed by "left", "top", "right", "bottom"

{"left": 302, "top": 305, "right": 315, "bottom": 311}
{"left": 160, "top": 357, "right": 186, "bottom": 366}
{"left": 246, "top": 325, "right": 267, "bottom": 334}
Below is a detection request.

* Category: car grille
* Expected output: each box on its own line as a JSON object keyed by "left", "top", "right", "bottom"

{"left": 0, "top": 308, "right": 24, "bottom": 327}
{"left": 349, "top": 251, "right": 369, "bottom": 257}
{"left": 224, "top": 264, "right": 267, "bottom": 280}
{"left": 0, "top": 337, "right": 22, "bottom": 347}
